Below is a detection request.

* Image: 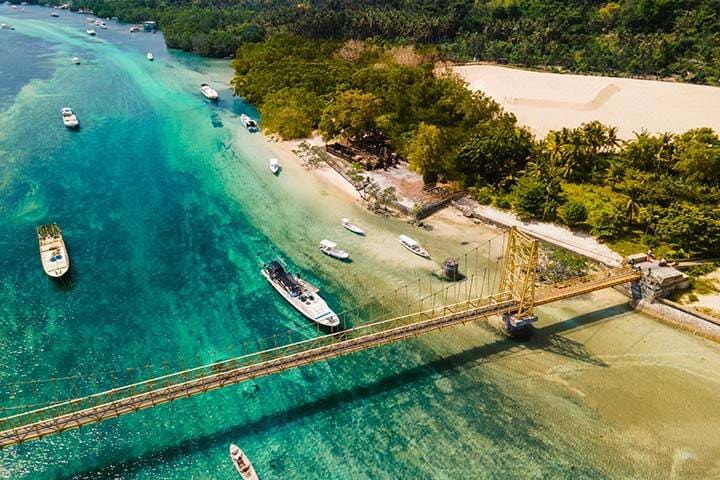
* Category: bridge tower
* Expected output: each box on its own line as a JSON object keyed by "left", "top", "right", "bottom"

{"left": 498, "top": 227, "right": 540, "bottom": 336}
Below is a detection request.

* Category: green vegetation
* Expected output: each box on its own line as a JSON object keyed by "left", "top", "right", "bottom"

{"left": 44, "top": 0, "right": 720, "bottom": 82}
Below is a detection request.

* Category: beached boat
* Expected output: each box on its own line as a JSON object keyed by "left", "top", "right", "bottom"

{"left": 60, "top": 107, "right": 79, "bottom": 128}
{"left": 319, "top": 240, "right": 349, "bottom": 260}
{"left": 229, "top": 444, "right": 259, "bottom": 480}
{"left": 200, "top": 83, "right": 219, "bottom": 101}
{"left": 269, "top": 158, "right": 279, "bottom": 174}
{"left": 261, "top": 260, "right": 340, "bottom": 328}
{"left": 146, "top": 52, "right": 154, "bottom": 61}
{"left": 37, "top": 224, "right": 70, "bottom": 278}
{"left": 72, "top": 56, "right": 80, "bottom": 64}
{"left": 341, "top": 218, "right": 365, "bottom": 235}
{"left": 86, "top": 28, "right": 96, "bottom": 36}
{"left": 240, "top": 114, "right": 258, "bottom": 132}
{"left": 399, "top": 234, "right": 430, "bottom": 259}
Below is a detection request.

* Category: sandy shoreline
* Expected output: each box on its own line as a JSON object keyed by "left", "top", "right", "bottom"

{"left": 455, "top": 64, "right": 720, "bottom": 139}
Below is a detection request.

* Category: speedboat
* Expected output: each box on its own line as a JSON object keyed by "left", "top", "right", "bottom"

{"left": 98, "top": 21, "right": 107, "bottom": 29}
{"left": 146, "top": 52, "right": 154, "bottom": 61}
{"left": 60, "top": 107, "right": 79, "bottom": 128}
{"left": 72, "top": 56, "right": 80, "bottom": 64}
{"left": 269, "top": 158, "right": 279, "bottom": 174}
{"left": 341, "top": 218, "right": 365, "bottom": 235}
{"left": 261, "top": 260, "right": 340, "bottom": 328}
{"left": 399, "top": 234, "right": 430, "bottom": 259}
{"left": 229, "top": 444, "right": 258, "bottom": 480}
{"left": 200, "top": 83, "right": 219, "bottom": 100}
{"left": 50, "top": 12, "right": 60, "bottom": 17}
{"left": 319, "top": 240, "right": 349, "bottom": 260}
{"left": 129, "top": 25, "right": 140, "bottom": 33}
{"left": 37, "top": 224, "right": 70, "bottom": 278}
{"left": 240, "top": 114, "right": 258, "bottom": 132}
{"left": 86, "top": 28, "right": 95, "bottom": 35}
{"left": 0, "top": 23, "right": 14, "bottom": 30}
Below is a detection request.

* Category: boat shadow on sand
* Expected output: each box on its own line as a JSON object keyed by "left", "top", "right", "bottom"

{"left": 67, "top": 304, "right": 624, "bottom": 478}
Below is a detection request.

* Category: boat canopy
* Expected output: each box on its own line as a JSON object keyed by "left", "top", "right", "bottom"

{"left": 266, "top": 261, "right": 301, "bottom": 295}
{"left": 399, "top": 234, "right": 419, "bottom": 247}
{"left": 320, "top": 239, "right": 337, "bottom": 249}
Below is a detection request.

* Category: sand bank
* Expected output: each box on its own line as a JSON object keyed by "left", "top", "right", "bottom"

{"left": 454, "top": 64, "right": 720, "bottom": 139}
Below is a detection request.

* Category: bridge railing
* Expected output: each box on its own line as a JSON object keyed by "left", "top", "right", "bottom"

{"left": 0, "top": 291, "right": 515, "bottom": 444}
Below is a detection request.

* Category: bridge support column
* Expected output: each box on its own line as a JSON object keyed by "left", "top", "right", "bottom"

{"left": 501, "top": 312, "right": 538, "bottom": 337}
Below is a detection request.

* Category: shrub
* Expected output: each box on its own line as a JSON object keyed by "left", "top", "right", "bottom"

{"left": 562, "top": 200, "right": 588, "bottom": 226}
{"left": 475, "top": 187, "right": 493, "bottom": 205}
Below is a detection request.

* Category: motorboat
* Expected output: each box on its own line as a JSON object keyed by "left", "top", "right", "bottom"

{"left": 399, "top": 234, "right": 430, "bottom": 259}
{"left": 60, "top": 107, "right": 79, "bottom": 128}
{"left": 240, "top": 114, "right": 258, "bottom": 132}
{"left": 146, "top": 52, "right": 154, "bottom": 61}
{"left": 319, "top": 240, "right": 349, "bottom": 260}
{"left": 86, "top": 28, "right": 96, "bottom": 35}
{"left": 269, "top": 158, "right": 279, "bottom": 174}
{"left": 261, "top": 260, "right": 340, "bottom": 328}
{"left": 98, "top": 21, "right": 107, "bottom": 29}
{"left": 86, "top": 17, "right": 94, "bottom": 22}
{"left": 72, "top": 56, "right": 80, "bottom": 64}
{"left": 200, "top": 83, "right": 219, "bottom": 100}
{"left": 229, "top": 444, "right": 258, "bottom": 480}
{"left": 50, "top": 12, "right": 60, "bottom": 17}
{"left": 129, "top": 26, "right": 140, "bottom": 32}
{"left": 0, "top": 23, "right": 14, "bottom": 30}
{"left": 341, "top": 218, "right": 365, "bottom": 235}
{"left": 37, "top": 224, "right": 70, "bottom": 278}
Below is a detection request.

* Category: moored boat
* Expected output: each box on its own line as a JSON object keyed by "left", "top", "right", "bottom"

{"left": 200, "top": 83, "right": 219, "bottom": 100}
{"left": 240, "top": 114, "right": 258, "bottom": 132}
{"left": 399, "top": 234, "right": 430, "bottom": 259}
{"left": 319, "top": 239, "right": 349, "bottom": 260}
{"left": 261, "top": 260, "right": 340, "bottom": 328}
{"left": 60, "top": 107, "right": 79, "bottom": 128}
{"left": 129, "top": 25, "right": 140, "bottom": 32}
{"left": 146, "top": 52, "right": 154, "bottom": 61}
{"left": 269, "top": 158, "right": 279, "bottom": 174}
{"left": 0, "top": 23, "right": 14, "bottom": 30}
{"left": 86, "top": 28, "right": 95, "bottom": 35}
{"left": 37, "top": 224, "right": 70, "bottom": 278}
{"left": 341, "top": 218, "right": 365, "bottom": 235}
{"left": 229, "top": 444, "right": 259, "bottom": 480}
{"left": 50, "top": 12, "right": 60, "bottom": 17}
{"left": 72, "top": 56, "right": 80, "bottom": 64}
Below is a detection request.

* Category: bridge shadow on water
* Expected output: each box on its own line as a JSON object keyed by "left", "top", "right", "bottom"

{"left": 70, "top": 303, "right": 628, "bottom": 477}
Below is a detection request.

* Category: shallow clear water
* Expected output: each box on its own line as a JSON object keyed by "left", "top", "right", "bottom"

{"left": 1, "top": 6, "right": 720, "bottom": 480}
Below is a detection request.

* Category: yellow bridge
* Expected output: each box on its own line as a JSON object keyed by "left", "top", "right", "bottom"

{"left": 0, "top": 228, "right": 641, "bottom": 449}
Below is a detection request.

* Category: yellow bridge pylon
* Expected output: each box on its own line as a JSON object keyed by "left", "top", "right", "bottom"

{"left": 498, "top": 227, "right": 540, "bottom": 333}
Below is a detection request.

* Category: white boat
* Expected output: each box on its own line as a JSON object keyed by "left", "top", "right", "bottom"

{"left": 399, "top": 234, "right": 430, "bottom": 259}
{"left": 0, "top": 23, "right": 14, "bottom": 30}
{"left": 86, "top": 28, "right": 95, "bottom": 35}
{"left": 72, "top": 56, "right": 80, "bottom": 64}
{"left": 129, "top": 26, "right": 140, "bottom": 32}
{"left": 60, "top": 107, "right": 79, "bottom": 128}
{"left": 94, "top": 19, "right": 102, "bottom": 25}
{"left": 240, "top": 114, "right": 258, "bottom": 132}
{"left": 50, "top": 12, "right": 60, "bottom": 17}
{"left": 98, "top": 21, "right": 107, "bottom": 29}
{"left": 319, "top": 240, "right": 349, "bottom": 260}
{"left": 341, "top": 218, "right": 365, "bottom": 235}
{"left": 146, "top": 52, "right": 154, "bottom": 61}
{"left": 229, "top": 444, "right": 259, "bottom": 480}
{"left": 37, "top": 224, "right": 70, "bottom": 278}
{"left": 200, "top": 83, "right": 219, "bottom": 100}
{"left": 261, "top": 261, "right": 340, "bottom": 328}
{"left": 269, "top": 158, "right": 279, "bottom": 174}
{"left": 86, "top": 17, "right": 94, "bottom": 22}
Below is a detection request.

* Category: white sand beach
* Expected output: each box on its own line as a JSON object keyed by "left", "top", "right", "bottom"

{"left": 454, "top": 64, "right": 720, "bottom": 139}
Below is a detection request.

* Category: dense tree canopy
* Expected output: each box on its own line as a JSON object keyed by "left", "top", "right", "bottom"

{"left": 41, "top": 0, "right": 720, "bottom": 82}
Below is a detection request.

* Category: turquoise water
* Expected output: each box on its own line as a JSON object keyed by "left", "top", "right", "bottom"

{"left": 2, "top": 6, "right": 720, "bottom": 480}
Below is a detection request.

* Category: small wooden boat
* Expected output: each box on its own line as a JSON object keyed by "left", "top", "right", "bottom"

{"left": 229, "top": 444, "right": 258, "bottom": 479}
{"left": 37, "top": 224, "right": 70, "bottom": 278}
{"left": 341, "top": 218, "right": 365, "bottom": 235}
{"left": 269, "top": 158, "right": 279, "bottom": 174}
{"left": 399, "top": 234, "right": 430, "bottom": 259}
{"left": 319, "top": 239, "right": 349, "bottom": 260}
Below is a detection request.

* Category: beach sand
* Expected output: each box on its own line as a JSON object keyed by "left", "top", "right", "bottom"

{"left": 454, "top": 64, "right": 720, "bottom": 139}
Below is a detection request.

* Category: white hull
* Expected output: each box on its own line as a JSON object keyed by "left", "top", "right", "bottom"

{"left": 229, "top": 444, "right": 259, "bottom": 480}
{"left": 38, "top": 225, "right": 70, "bottom": 278}
{"left": 240, "top": 114, "right": 258, "bottom": 132}
{"left": 341, "top": 218, "right": 364, "bottom": 235}
{"left": 400, "top": 236, "right": 430, "bottom": 259}
{"left": 269, "top": 158, "right": 279, "bottom": 174}
{"left": 261, "top": 266, "right": 340, "bottom": 327}
{"left": 200, "top": 84, "right": 219, "bottom": 100}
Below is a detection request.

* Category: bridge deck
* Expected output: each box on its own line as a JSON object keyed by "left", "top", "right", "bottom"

{"left": 0, "top": 268, "right": 640, "bottom": 449}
